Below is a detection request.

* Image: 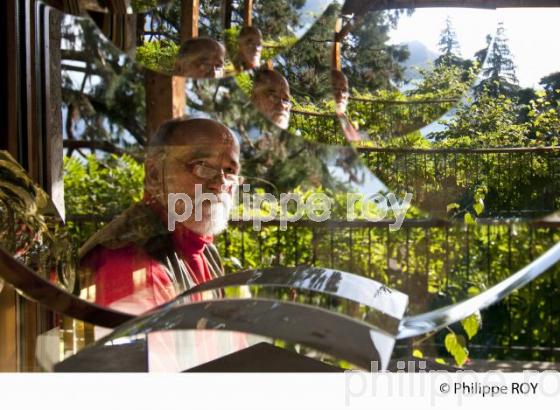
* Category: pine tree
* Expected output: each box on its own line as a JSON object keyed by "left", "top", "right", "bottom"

{"left": 477, "top": 22, "right": 519, "bottom": 97}
{"left": 435, "top": 16, "right": 466, "bottom": 69}
{"left": 438, "top": 16, "right": 460, "bottom": 57}
{"left": 341, "top": 9, "right": 410, "bottom": 91}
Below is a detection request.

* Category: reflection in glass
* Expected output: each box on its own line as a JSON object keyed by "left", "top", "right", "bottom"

{"left": 50, "top": 0, "right": 173, "bottom": 15}
{"left": 56, "top": 297, "right": 398, "bottom": 371}
{"left": 250, "top": 68, "right": 292, "bottom": 129}
{"left": 20, "top": 0, "right": 558, "bottom": 369}
{"left": 122, "top": 0, "right": 334, "bottom": 77}
{"left": 336, "top": 8, "right": 496, "bottom": 145}
{"left": 173, "top": 37, "right": 225, "bottom": 78}
{"left": 77, "top": 117, "right": 240, "bottom": 315}
{"left": 234, "top": 26, "right": 263, "bottom": 70}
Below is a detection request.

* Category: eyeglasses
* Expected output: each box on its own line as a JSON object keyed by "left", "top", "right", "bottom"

{"left": 186, "top": 161, "right": 241, "bottom": 184}
{"left": 266, "top": 91, "right": 292, "bottom": 107}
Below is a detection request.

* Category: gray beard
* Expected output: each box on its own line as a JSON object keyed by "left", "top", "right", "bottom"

{"left": 187, "top": 193, "right": 233, "bottom": 236}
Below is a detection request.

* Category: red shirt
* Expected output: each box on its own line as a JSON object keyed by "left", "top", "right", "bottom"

{"left": 81, "top": 199, "right": 214, "bottom": 314}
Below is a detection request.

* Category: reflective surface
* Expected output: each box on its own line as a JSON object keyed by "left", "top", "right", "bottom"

{"left": 62, "top": 0, "right": 335, "bottom": 78}
{"left": 1, "top": 1, "right": 559, "bottom": 371}
{"left": 398, "top": 240, "right": 560, "bottom": 338}
{"left": 51, "top": 0, "right": 173, "bottom": 15}
{"left": 332, "top": 7, "right": 496, "bottom": 144}
{"left": 57, "top": 297, "right": 399, "bottom": 371}
{"left": 182, "top": 266, "right": 409, "bottom": 319}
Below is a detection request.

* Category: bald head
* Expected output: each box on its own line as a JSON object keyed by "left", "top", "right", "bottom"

{"left": 331, "top": 69, "right": 349, "bottom": 114}
{"left": 174, "top": 37, "right": 226, "bottom": 78}
{"left": 238, "top": 26, "right": 263, "bottom": 70}
{"left": 150, "top": 117, "right": 238, "bottom": 149}
{"left": 251, "top": 69, "right": 292, "bottom": 129}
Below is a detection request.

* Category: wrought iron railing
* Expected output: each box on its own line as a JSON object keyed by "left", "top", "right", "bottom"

{"left": 67, "top": 214, "right": 560, "bottom": 362}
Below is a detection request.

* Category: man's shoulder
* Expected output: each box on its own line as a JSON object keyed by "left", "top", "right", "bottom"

{"left": 79, "top": 202, "right": 168, "bottom": 260}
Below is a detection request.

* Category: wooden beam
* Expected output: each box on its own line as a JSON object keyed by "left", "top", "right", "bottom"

{"left": 44, "top": 6, "right": 65, "bottom": 220}
{"left": 0, "top": 0, "right": 21, "bottom": 373}
{"left": 332, "top": 17, "right": 342, "bottom": 70}
{"left": 145, "top": 70, "right": 186, "bottom": 143}
{"left": 180, "top": 0, "right": 199, "bottom": 41}
{"left": 243, "top": 0, "right": 253, "bottom": 26}
{"left": 0, "top": 284, "right": 17, "bottom": 371}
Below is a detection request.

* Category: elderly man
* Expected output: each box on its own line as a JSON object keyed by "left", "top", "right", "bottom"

{"left": 251, "top": 68, "right": 292, "bottom": 129}
{"left": 174, "top": 37, "right": 226, "bottom": 78}
{"left": 331, "top": 69, "right": 361, "bottom": 142}
{"left": 236, "top": 26, "right": 263, "bottom": 70}
{"left": 79, "top": 117, "right": 240, "bottom": 314}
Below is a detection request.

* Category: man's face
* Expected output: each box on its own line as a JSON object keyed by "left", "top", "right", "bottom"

{"left": 150, "top": 133, "right": 240, "bottom": 235}
{"left": 176, "top": 48, "right": 225, "bottom": 78}
{"left": 332, "top": 72, "right": 349, "bottom": 114}
{"left": 238, "top": 31, "right": 262, "bottom": 69}
{"left": 253, "top": 76, "right": 292, "bottom": 129}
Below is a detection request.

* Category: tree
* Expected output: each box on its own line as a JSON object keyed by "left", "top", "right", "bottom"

{"left": 341, "top": 10, "right": 411, "bottom": 92}
{"left": 61, "top": 15, "right": 147, "bottom": 156}
{"left": 275, "top": 3, "right": 340, "bottom": 102}
{"left": 476, "top": 22, "right": 519, "bottom": 97}
{"left": 438, "top": 16, "right": 460, "bottom": 57}
{"left": 429, "top": 88, "right": 528, "bottom": 147}
{"left": 539, "top": 72, "right": 560, "bottom": 103}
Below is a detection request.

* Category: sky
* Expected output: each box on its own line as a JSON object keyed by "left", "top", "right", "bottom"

{"left": 388, "top": 7, "right": 560, "bottom": 89}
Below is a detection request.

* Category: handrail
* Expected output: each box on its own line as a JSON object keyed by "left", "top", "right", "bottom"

{"left": 356, "top": 146, "right": 560, "bottom": 154}
{"left": 397, "top": 241, "right": 560, "bottom": 339}
{"left": 348, "top": 97, "right": 459, "bottom": 105}
{"left": 67, "top": 215, "right": 560, "bottom": 228}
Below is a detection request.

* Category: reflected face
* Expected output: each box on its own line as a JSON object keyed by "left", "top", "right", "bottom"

{"left": 238, "top": 30, "right": 263, "bottom": 69}
{"left": 175, "top": 39, "right": 225, "bottom": 79}
{"left": 331, "top": 71, "right": 349, "bottom": 114}
{"left": 252, "top": 72, "right": 292, "bottom": 129}
{"left": 147, "top": 123, "right": 240, "bottom": 235}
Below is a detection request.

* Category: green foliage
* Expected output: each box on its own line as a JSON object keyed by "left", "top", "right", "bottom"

{"left": 444, "top": 332, "right": 469, "bottom": 366}
{"left": 526, "top": 90, "right": 560, "bottom": 145}
{"left": 136, "top": 39, "right": 179, "bottom": 73}
{"left": 438, "top": 16, "right": 461, "bottom": 57}
{"left": 476, "top": 22, "right": 519, "bottom": 97}
{"left": 342, "top": 10, "right": 412, "bottom": 91}
{"left": 64, "top": 154, "right": 144, "bottom": 245}
{"left": 461, "top": 312, "right": 482, "bottom": 340}
{"left": 430, "top": 90, "right": 529, "bottom": 146}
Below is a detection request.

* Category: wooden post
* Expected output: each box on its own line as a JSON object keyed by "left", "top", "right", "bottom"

{"left": 180, "top": 0, "right": 199, "bottom": 41}
{"left": 243, "top": 0, "right": 253, "bottom": 26}
{"left": 332, "top": 17, "right": 342, "bottom": 70}
{"left": 45, "top": 5, "right": 65, "bottom": 220}
{"left": 145, "top": 71, "right": 186, "bottom": 143}
{"left": 222, "top": 0, "right": 233, "bottom": 30}
{"left": 107, "top": 0, "right": 128, "bottom": 14}
{"left": 146, "top": 0, "right": 199, "bottom": 142}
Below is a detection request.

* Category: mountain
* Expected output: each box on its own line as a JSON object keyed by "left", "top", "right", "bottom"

{"left": 401, "top": 40, "right": 439, "bottom": 82}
